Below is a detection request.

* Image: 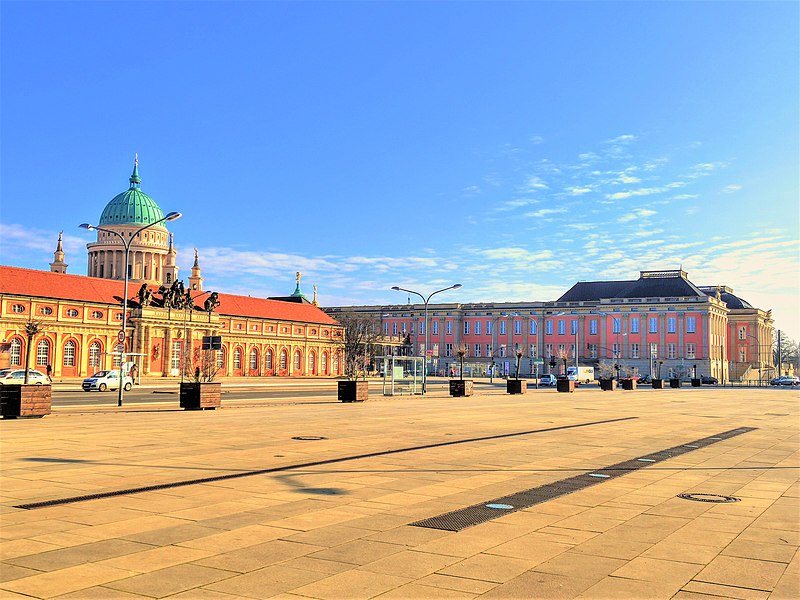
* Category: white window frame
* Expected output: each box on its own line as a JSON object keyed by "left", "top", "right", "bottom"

{"left": 500, "top": 321, "right": 506, "bottom": 335}
{"left": 558, "top": 320, "right": 566, "bottom": 335}
{"left": 687, "top": 317, "right": 696, "bottom": 334}
{"left": 649, "top": 317, "right": 658, "bottom": 333}
{"left": 630, "top": 318, "right": 639, "bottom": 334}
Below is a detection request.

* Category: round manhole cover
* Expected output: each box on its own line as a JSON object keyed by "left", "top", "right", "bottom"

{"left": 485, "top": 503, "right": 514, "bottom": 510}
{"left": 291, "top": 436, "right": 327, "bottom": 441}
{"left": 678, "top": 493, "right": 740, "bottom": 503}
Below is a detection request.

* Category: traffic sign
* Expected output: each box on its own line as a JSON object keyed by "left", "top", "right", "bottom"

{"left": 117, "top": 330, "right": 125, "bottom": 343}
{"left": 533, "top": 358, "right": 544, "bottom": 364}
{"left": 115, "top": 343, "right": 125, "bottom": 353}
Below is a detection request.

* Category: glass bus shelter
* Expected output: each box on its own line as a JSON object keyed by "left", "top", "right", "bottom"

{"left": 375, "top": 355, "right": 424, "bottom": 396}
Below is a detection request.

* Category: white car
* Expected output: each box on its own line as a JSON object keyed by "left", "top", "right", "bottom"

{"left": 539, "top": 374, "right": 559, "bottom": 386}
{"left": 0, "top": 368, "right": 49, "bottom": 385}
{"left": 82, "top": 370, "right": 133, "bottom": 392}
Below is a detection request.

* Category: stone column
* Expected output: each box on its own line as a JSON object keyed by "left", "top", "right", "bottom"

{"left": 163, "top": 327, "right": 172, "bottom": 377}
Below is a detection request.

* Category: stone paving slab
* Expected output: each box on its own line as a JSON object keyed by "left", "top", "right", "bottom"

{"left": 1, "top": 386, "right": 798, "bottom": 599}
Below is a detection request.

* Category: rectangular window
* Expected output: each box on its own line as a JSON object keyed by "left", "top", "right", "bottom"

{"left": 687, "top": 343, "right": 696, "bottom": 359}
{"left": 464, "top": 321, "right": 470, "bottom": 335}
{"left": 419, "top": 343, "right": 424, "bottom": 355}
{"left": 558, "top": 343, "right": 566, "bottom": 355}
{"left": 474, "top": 321, "right": 481, "bottom": 336}
{"left": 383, "top": 323, "right": 388, "bottom": 335}
{"left": 432, "top": 343, "right": 439, "bottom": 356}
{"left": 687, "top": 317, "right": 696, "bottom": 333}
{"left": 630, "top": 318, "right": 639, "bottom": 334}
{"left": 558, "top": 320, "right": 566, "bottom": 335}
{"left": 738, "top": 346, "right": 745, "bottom": 362}
{"left": 667, "top": 317, "right": 676, "bottom": 333}
{"left": 649, "top": 317, "right": 658, "bottom": 333}
{"left": 432, "top": 321, "right": 438, "bottom": 335}
{"left": 570, "top": 320, "right": 578, "bottom": 335}
{"left": 588, "top": 344, "right": 598, "bottom": 358}
{"left": 738, "top": 326, "right": 746, "bottom": 340}
{"left": 445, "top": 343, "right": 453, "bottom": 357}
{"left": 410, "top": 322, "right": 415, "bottom": 334}
{"left": 612, "top": 318, "right": 621, "bottom": 334}
{"left": 474, "top": 344, "right": 481, "bottom": 357}
{"left": 486, "top": 320, "right": 493, "bottom": 334}
{"left": 529, "top": 343, "right": 537, "bottom": 358}
{"left": 631, "top": 343, "right": 640, "bottom": 359}
{"left": 529, "top": 320, "right": 537, "bottom": 335}
{"left": 514, "top": 320, "right": 521, "bottom": 335}
{"left": 667, "top": 343, "right": 676, "bottom": 359}
{"left": 650, "top": 343, "right": 658, "bottom": 358}
{"left": 545, "top": 320, "right": 553, "bottom": 335}
{"left": 392, "top": 323, "right": 397, "bottom": 335}
{"left": 171, "top": 341, "right": 182, "bottom": 371}
{"left": 612, "top": 342, "right": 620, "bottom": 357}
{"left": 545, "top": 343, "right": 553, "bottom": 357}
{"left": 500, "top": 321, "right": 506, "bottom": 335}
{"left": 419, "top": 321, "right": 425, "bottom": 335}
{"left": 486, "top": 344, "right": 492, "bottom": 357}
{"left": 446, "top": 321, "right": 452, "bottom": 335}
{"left": 499, "top": 345, "right": 506, "bottom": 358}
{"left": 589, "top": 320, "right": 598, "bottom": 335}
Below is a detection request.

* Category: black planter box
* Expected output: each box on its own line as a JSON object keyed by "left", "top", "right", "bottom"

{"left": 0, "top": 384, "right": 52, "bottom": 418}
{"left": 669, "top": 378, "right": 681, "bottom": 388}
{"left": 622, "top": 379, "right": 637, "bottom": 390}
{"left": 338, "top": 380, "right": 369, "bottom": 402}
{"left": 599, "top": 379, "right": 617, "bottom": 391}
{"left": 652, "top": 379, "right": 663, "bottom": 389}
{"left": 180, "top": 382, "right": 221, "bottom": 410}
{"left": 556, "top": 379, "right": 575, "bottom": 393}
{"left": 506, "top": 379, "right": 527, "bottom": 394}
{"left": 691, "top": 378, "right": 701, "bottom": 387}
{"left": 449, "top": 380, "right": 474, "bottom": 397}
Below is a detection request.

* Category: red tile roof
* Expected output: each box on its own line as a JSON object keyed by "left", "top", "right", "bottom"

{"left": 0, "top": 265, "right": 339, "bottom": 325}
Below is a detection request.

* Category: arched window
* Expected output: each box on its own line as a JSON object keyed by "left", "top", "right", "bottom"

{"left": 89, "top": 342, "right": 101, "bottom": 368}
{"left": 63, "top": 341, "right": 76, "bottom": 367}
{"left": 280, "top": 350, "right": 287, "bottom": 370}
{"left": 321, "top": 352, "right": 328, "bottom": 374}
{"left": 233, "top": 347, "right": 242, "bottom": 369}
{"left": 166, "top": 273, "right": 172, "bottom": 284}
{"left": 216, "top": 348, "right": 225, "bottom": 369}
{"left": 294, "top": 350, "right": 301, "bottom": 371}
{"left": 10, "top": 339, "right": 22, "bottom": 366}
{"left": 249, "top": 348, "right": 258, "bottom": 370}
{"left": 309, "top": 352, "right": 315, "bottom": 373}
{"left": 333, "top": 352, "right": 340, "bottom": 374}
{"left": 265, "top": 349, "right": 273, "bottom": 370}
{"left": 36, "top": 339, "right": 50, "bottom": 367}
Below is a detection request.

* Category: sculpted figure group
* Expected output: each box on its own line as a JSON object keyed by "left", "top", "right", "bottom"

{"left": 136, "top": 281, "right": 219, "bottom": 313}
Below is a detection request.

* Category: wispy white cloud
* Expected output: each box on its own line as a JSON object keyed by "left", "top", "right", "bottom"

{"left": 566, "top": 186, "right": 592, "bottom": 195}
{"left": 529, "top": 135, "right": 545, "bottom": 144}
{"left": 722, "top": 184, "right": 742, "bottom": 193}
{"left": 462, "top": 185, "right": 481, "bottom": 196}
{"left": 524, "top": 207, "right": 568, "bottom": 218}
{"left": 603, "top": 134, "right": 638, "bottom": 145}
{"left": 523, "top": 176, "right": 549, "bottom": 191}
{"left": 617, "top": 208, "right": 657, "bottom": 223}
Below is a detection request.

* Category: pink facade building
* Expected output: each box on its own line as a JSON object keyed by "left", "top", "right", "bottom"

{"left": 326, "top": 270, "right": 774, "bottom": 382}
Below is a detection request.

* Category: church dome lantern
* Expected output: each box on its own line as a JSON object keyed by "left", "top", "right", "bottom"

{"left": 98, "top": 158, "right": 166, "bottom": 226}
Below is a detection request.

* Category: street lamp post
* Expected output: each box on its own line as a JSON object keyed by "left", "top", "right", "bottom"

{"left": 182, "top": 290, "right": 212, "bottom": 383}
{"left": 391, "top": 283, "right": 462, "bottom": 394}
{"left": 745, "top": 333, "right": 761, "bottom": 383}
{"left": 80, "top": 211, "right": 181, "bottom": 406}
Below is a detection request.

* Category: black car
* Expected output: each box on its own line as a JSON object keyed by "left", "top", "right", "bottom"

{"left": 700, "top": 375, "right": 718, "bottom": 385}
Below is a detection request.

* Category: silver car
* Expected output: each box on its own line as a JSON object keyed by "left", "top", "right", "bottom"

{"left": 0, "top": 368, "right": 49, "bottom": 384}
{"left": 82, "top": 370, "right": 133, "bottom": 392}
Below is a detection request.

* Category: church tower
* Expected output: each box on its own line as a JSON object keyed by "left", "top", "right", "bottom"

{"left": 162, "top": 233, "right": 179, "bottom": 285}
{"left": 188, "top": 248, "right": 203, "bottom": 291}
{"left": 49, "top": 231, "right": 68, "bottom": 273}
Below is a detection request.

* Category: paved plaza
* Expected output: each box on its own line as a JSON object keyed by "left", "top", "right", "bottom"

{"left": 1, "top": 383, "right": 798, "bottom": 599}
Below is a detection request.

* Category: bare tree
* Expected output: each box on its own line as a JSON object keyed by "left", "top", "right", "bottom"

{"left": 183, "top": 347, "right": 221, "bottom": 382}
{"left": 455, "top": 343, "right": 469, "bottom": 381}
{"left": 23, "top": 319, "right": 45, "bottom": 384}
{"left": 333, "top": 313, "right": 383, "bottom": 380}
{"left": 773, "top": 333, "right": 799, "bottom": 375}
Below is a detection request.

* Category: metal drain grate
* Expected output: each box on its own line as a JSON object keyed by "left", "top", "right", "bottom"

{"left": 678, "top": 492, "right": 741, "bottom": 503}
{"left": 13, "top": 416, "right": 636, "bottom": 510}
{"left": 411, "top": 427, "right": 756, "bottom": 531}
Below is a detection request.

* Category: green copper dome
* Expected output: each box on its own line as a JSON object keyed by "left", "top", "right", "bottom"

{"left": 98, "top": 159, "right": 166, "bottom": 226}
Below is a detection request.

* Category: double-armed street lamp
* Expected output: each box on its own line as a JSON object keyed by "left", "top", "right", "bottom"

{"left": 391, "top": 283, "right": 462, "bottom": 394}
{"left": 80, "top": 211, "right": 182, "bottom": 406}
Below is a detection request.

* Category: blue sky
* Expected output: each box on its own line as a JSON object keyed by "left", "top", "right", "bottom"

{"left": 2, "top": 1, "right": 798, "bottom": 338}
